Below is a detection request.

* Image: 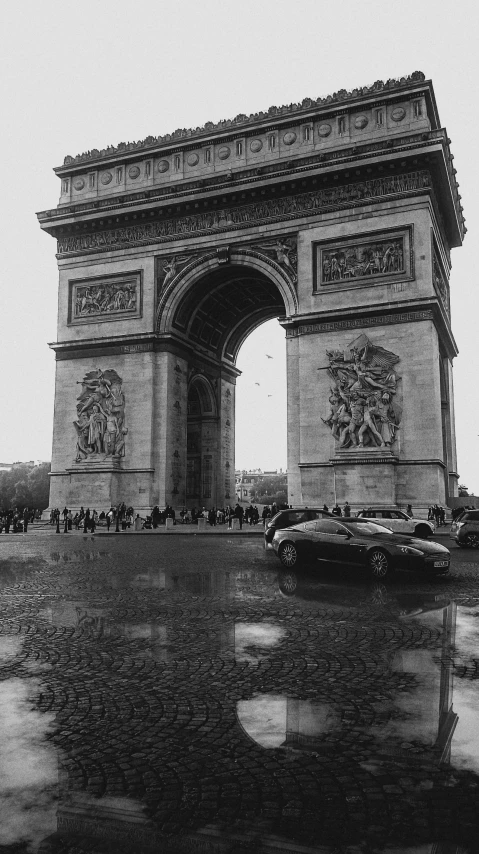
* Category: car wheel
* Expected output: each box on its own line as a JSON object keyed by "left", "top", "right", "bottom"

{"left": 414, "top": 525, "right": 431, "bottom": 539}
{"left": 465, "top": 533, "right": 479, "bottom": 549}
{"left": 278, "top": 542, "right": 299, "bottom": 568}
{"left": 278, "top": 571, "right": 298, "bottom": 595}
{"left": 368, "top": 549, "right": 391, "bottom": 579}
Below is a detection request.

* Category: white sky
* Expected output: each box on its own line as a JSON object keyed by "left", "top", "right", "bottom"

{"left": 1, "top": 0, "right": 478, "bottom": 488}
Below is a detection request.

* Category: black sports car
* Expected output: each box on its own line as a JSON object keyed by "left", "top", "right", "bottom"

{"left": 271, "top": 517, "right": 450, "bottom": 579}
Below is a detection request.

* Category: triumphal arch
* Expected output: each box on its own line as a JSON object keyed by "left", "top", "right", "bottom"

{"left": 38, "top": 72, "right": 465, "bottom": 515}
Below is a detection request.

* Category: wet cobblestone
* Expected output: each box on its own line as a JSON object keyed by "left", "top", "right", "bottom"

{"left": 0, "top": 536, "right": 478, "bottom": 852}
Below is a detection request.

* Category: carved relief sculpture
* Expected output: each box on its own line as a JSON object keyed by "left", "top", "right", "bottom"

{"left": 321, "top": 238, "right": 404, "bottom": 284}
{"left": 58, "top": 171, "right": 430, "bottom": 256}
{"left": 70, "top": 273, "right": 140, "bottom": 323}
{"left": 74, "top": 368, "right": 127, "bottom": 462}
{"left": 256, "top": 237, "right": 298, "bottom": 283}
{"left": 321, "top": 334, "right": 401, "bottom": 450}
{"left": 433, "top": 251, "right": 449, "bottom": 312}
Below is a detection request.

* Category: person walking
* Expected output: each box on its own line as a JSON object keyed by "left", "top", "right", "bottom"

{"left": 343, "top": 501, "right": 351, "bottom": 517}
{"left": 332, "top": 504, "right": 342, "bottom": 516}
{"left": 235, "top": 503, "right": 244, "bottom": 530}
{"left": 83, "top": 509, "right": 90, "bottom": 534}
{"left": 22, "top": 506, "right": 30, "bottom": 532}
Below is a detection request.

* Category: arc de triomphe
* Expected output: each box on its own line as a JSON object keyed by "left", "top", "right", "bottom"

{"left": 38, "top": 72, "right": 465, "bottom": 515}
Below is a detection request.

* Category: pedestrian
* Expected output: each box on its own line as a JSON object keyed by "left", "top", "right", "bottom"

{"left": 83, "top": 509, "right": 90, "bottom": 533}
{"left": 332, "top": 504, "right": 342, "bottom": 516}
{"left": 406, "top": 504, "right": 413, "bottom": 517}
{"left": 134, "top": 514, "right": 142, "bottom": 531}
{"left": 22, "top": 506, "right": 30, "bottom": 532}
{"left": 262, "top": 506, "right": 270, "bottom": 527}
{"left": 106, "top": 510, "right": 111, "bottom": 531}
{"left": 343, "top": 501, "right": 351, "bottom": 517}
{"left": 322, "top": 503, "right": 329, "bottom": 512}
{"left": 235, "top": 503, "right": 244, "bottom": 530}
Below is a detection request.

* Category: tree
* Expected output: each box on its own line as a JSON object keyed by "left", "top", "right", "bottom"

{"left": 251, "top": 474, "right": 288, "bottom": 505}
{"left": 0, "top": 463, "right": 51, "bottom": 511}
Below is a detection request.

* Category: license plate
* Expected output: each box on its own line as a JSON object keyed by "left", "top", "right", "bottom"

{"left": 434, "top": 560, "right": 449, "bottom": 567}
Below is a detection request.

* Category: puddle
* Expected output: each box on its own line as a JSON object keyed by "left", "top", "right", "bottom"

{"left": 0, "top": 676, "right": 58, "bottom": 851}
{"left": 237, "top": 693, "right": 339, "bottom": 749}
{"left": 234, "top": 621, "right": 287, "bottom": 663}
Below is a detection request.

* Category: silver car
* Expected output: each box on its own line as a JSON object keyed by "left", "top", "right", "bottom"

{"left": 355, "top": 507, "right": 434, "bottom": 539}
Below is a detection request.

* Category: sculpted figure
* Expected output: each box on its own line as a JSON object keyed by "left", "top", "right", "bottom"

{"left": 340, "top": 394, "right": 365, "bottom": 447}
{"left": 375, "top": 392, "right": 398, "bottom": 446}
{"left": 73, "top": 414, "right": 92, "bottom": 461}
{"left": 321, "top": 334, "right": 401, "bottom": 450}
{"left": 257, "top": 239, "right": 297, "bottom": 281}
{"left": 358, "top": 396, "right": 385, "bottom": 447}
{"left": 88, "top": 405, "right": 106, "bottom": 454}
{"left": 74, "top": 368, "right": 126, "bottom": 461}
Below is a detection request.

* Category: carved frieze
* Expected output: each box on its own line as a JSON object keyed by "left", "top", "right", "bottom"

{"left": 315, "top": 228, "right": 412, "bottom": 290}
{"left": 70, "top": 272, "right": 142, "bottom": 324}
{"left": 321, "top": 334, "right": 401, "bottom": 450}
{"left": 433, "top": 250, "right": 450, "bottom": 314}
{"left": 57, "top": 170, "right": 431, "bottom": 257}
{"left": 285, "top": 309, "right": 434, "bottom": 337}
{"left": 73, "top": 368, "right": 127, "bottom": 462}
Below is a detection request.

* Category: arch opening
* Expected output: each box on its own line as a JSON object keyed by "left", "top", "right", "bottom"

{"left": 164, "top": 259, "right": 292, "bottom": 511}
{"left": 172, "top": 264, "right": 287, "bottom": 363}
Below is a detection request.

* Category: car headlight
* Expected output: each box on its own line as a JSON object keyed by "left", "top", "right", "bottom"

{"left": 400, "top": 546, "right": 424, "bottom": 556}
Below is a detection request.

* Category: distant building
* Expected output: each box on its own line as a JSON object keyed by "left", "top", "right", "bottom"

{"left": 235, "top": 469, "right": 286, "bottom": 502}
{"left": 10, "top": 460, "right": 50, "bottom": 470}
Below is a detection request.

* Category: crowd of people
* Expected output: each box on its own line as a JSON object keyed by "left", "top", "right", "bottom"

{"left": 427, "top": 505, "right": 447, "bottom": 526}
{"left": 0, "top": 506, "right": 39, "bottom": 533}
{"left": 45, "top": 502, "right": 287, "bottom": 532}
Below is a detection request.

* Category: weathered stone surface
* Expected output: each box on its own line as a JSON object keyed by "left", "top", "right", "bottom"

{"left": 39, "top": 77, "right": 463, "bottom": 515}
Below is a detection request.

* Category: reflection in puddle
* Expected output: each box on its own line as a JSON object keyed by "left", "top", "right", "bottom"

{"left": 0, "top": 676, "right": 57, "bottom": 851}
{"left": 234, "top": 622, "right": 287, "bottom": 663}
{"left": 237, "top": 694, "right": 339, "bottom": 748}
{"left": 449, "top": 604, "right": 479, "bottom": 776}
{"left": 49, "top": 550, "right": 110, "bottom": 563}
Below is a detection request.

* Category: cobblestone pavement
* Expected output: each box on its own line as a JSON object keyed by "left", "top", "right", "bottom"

{"left": 0, "top": 534, "right": 478, "bottom": 853}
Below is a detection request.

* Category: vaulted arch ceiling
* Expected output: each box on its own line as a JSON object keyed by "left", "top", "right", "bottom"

{"left": 172, "top": 265, "right": 286, "bottom": 363}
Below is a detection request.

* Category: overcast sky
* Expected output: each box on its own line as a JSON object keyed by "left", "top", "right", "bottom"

{"left": 1, "top": 0, "right": 477, "bottom": 488}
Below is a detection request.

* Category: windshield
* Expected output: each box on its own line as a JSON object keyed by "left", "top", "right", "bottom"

{"left": 344, "top": 521, "right": 394, "bottom": 536}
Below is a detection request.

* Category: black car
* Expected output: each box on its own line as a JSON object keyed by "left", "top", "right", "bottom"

{"left": 271, "top": 517, "right": 450, "bottom": 579}
{"left": 264, "top": 507, "right": 334, "bottom": 547}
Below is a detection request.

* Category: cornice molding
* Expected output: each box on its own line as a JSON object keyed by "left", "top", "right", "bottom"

{"left": 57, "top": 73, "right": 429, "bottom": 171}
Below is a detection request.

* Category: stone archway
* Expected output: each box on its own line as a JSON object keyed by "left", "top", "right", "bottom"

{"left": 155, "top": 256, "right": 291, "bottom": 509}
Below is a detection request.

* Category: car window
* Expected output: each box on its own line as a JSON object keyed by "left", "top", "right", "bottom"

{"left": 284, "top": 511, "right": 308, "bottom": 525}
{"left": 362, "top": 510, "right": 376, "bottom": 518}
{"left": 314, "top": 520, "right": 348, "bottom": 535}
{"left": 464, "top": 511, "right": 479, "bottom": 521}
{"left": 380, "top": 511, "right": 393, "bottom": 519}
{"left": 345, "top": 521, "right": 393, "bottom": 536}
{"left": 391, "top": 511, "right": 405, "bottom": 519}
{"left": 302, "top": 521, "right": 318, "bottom": 531}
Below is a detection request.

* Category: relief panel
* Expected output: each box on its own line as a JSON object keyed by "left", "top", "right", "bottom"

{"left": 314, "top": 227, "right": 413, "bottom": 291}
{"left": 69, "top": 271, "right": 142, "bottom": 324}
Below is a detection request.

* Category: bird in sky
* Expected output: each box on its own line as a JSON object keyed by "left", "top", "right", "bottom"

{"left": 255, "top": 382, "right": 260, "bottom": 386}
{"left": 266, "top": 354, "right": 273, "bottom": 359}
{"left": 267, "top": 394, "right": 273, "bottom": 397}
